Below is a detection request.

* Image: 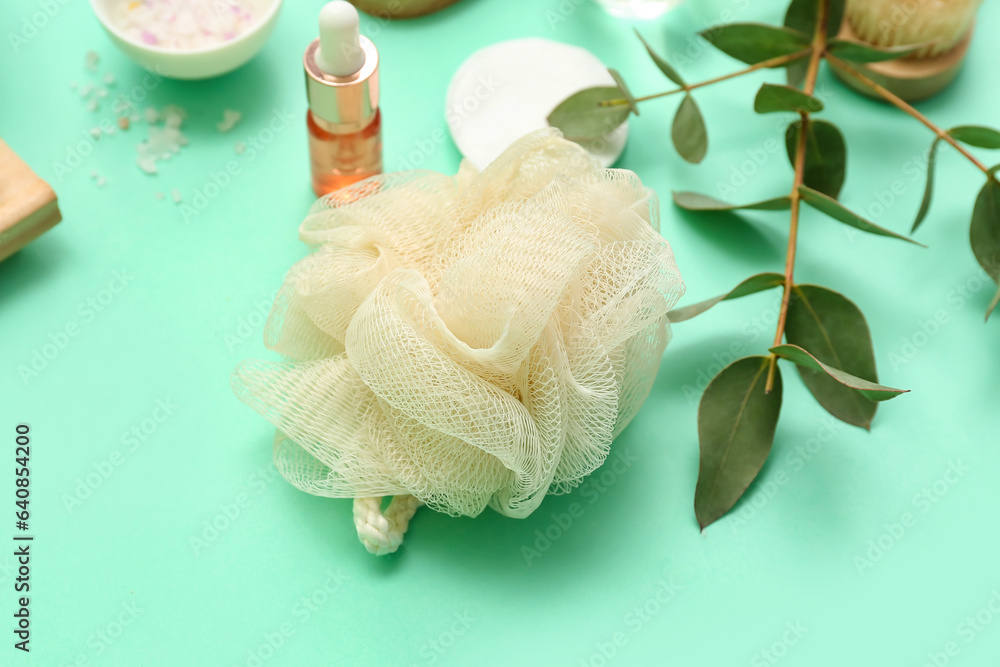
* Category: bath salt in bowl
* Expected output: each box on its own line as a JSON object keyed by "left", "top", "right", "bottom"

{"left": 89, "top": 0, "right": 283, "bottom": 79}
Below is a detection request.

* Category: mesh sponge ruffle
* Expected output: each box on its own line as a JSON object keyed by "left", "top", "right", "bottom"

{"left": 232, "top": 130, "right": 685, "bottom": 520}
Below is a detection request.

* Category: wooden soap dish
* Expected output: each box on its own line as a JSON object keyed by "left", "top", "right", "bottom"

{"left": 0, "top": 139, "right": 61, "bottom": 262}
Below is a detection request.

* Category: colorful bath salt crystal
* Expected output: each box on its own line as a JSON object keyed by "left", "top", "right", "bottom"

{"left": 112, "top": 0, "right": 266, "bottom": 51}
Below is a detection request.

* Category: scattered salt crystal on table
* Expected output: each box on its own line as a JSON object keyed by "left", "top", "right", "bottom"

{"left": 217, "top": 110, "right": 242, "bottom": 133}
{"left": 80, "top": 83, "right": 93, "bottom": 97}
{"left": 234, "top": 141, "right": 246, "bottom": 155}
{"left": 97, "top": 88, "right": 108, "bottom": 98}
{"left": 135, "top": 105, "right": 188, "bottom": 175}
{"left": 70, "top": 81, "right": 77, "bottom": 90}
{"left": 144, "top": 107, "right": 158, "bottom": 124}
{"left": 138, "top": 155, "right": 157, "bottom": 174}
{"left": 89, "top": 127, "right": 102, "bottom": 139}
{"left": 85, "top": 51, "right": 99, "bottom": 71}
{"left": 87, "top": 99, "right": 99, "bottom": 112}
{"left": 90, "top": 170, "right": 99, "bottom": 179}
{"left": 154, "top": 192, "right": 165, "bottom": 200}
{"left": 104, "top": 72, "right": 115, "bottom": 85}
{"left": 162, "top": 105, "right": 187, "bottom": 127}
{"left": 96, "top": 176, "right": 107, "bottom": 187}
{"left": 112, "top": 0, "right": 265, "bottom": 51}
{"left": 171, "top": 189, "right": 182, "bottom": 204}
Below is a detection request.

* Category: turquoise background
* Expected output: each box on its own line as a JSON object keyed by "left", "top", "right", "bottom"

{"left": 2, "top": 0, "right": 1000, "bottom": 664}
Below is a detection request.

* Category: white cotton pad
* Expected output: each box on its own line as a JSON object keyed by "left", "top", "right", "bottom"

{"left": 445, "top": 38, "right": 629, "bottom": 170}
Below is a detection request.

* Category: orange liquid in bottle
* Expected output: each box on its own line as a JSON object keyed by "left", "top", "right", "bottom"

{"left": 307, "top": 109, "right": 382, "bottom": 198}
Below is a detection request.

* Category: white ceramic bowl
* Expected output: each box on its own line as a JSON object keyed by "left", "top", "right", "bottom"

{"left": 89, "top": 0, "right": 283, "bottom": 80}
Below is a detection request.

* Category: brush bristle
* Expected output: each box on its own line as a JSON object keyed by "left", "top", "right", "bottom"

{"left": 846, "top": 0, "right": 982, "bottom": 58}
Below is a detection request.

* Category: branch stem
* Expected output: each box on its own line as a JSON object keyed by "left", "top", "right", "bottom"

{"left": 598, "top": 50, "right": 812, "bottom": 108}
{"left": 825, "top": 53, "right": 990, "bottom": 175}
{"left": 766, "top": 2, "right": 828, "bottom": 392}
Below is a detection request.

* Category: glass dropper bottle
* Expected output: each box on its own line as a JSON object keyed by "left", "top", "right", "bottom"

{"left": 303, "top": 1, "right": 383, "bottom": 197}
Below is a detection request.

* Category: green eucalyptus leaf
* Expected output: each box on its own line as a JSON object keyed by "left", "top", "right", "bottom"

{"left": 912, "top": 138, "right": 942, "bottom": 233}
{"left": 784, "top": 285, "right": 880, "bottom": 429}
{"left": 785, "top": 0, "right": 845, "bottom": 38}
{"left": 799, "top": 185, "right": 926, "bottom": 246}
{"left": 826, "top": 0, "right": 847, "bottom": 38}
{"left": 786, "top": 60, "right": 809, "bottom": 89}
{"left": 786, "top": 119, "right": 846, "bottom": 199}
{"left": 694, "top": 356, "right": 783, "bottom": 530}
{"left": 826, "top": 38, "right": 931, "bottom": 62}
{"left": 970, "top": 180, "right": 1000, "bottom": 316}
{"left": 987, "top": 285, "right": 1000, "bottom": 321}
{"left": 770, "top": 344, "right": 908, "bottom": 401}
{"left": 783, "top": 0, "right": 817, "bottom": 34}
{"left": 782, "top": 0, "right": 815, "bottom": 90}
{"left": 948, "top": 125, "right": 1000, "bottom": 150}
{"left": 918, "top": 128, "right": 1000, "bottom": 232}
{"left": 608, "top": 68, "right": 640, "bottom": 115}
{"left": 547, "top": 87, "right": 631, "bottom": 140}
{"left": 636, "top": 30, "right": 685, "bottom": 87}
{"left": 754, "top": 83, "right": 824, "bottom": 114}
{"left": 668, "top": 272, "right": 786, "bottom": 322}
{"left": 672, "top": 191, "right": 791, "bottom": 212}
{"left": 701, "top": 22, "right": 811, "bottom": 66}
{"left": 672, "top": 94, "right": 708, "bottom": 164}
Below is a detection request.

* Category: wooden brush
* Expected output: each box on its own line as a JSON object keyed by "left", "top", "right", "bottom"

{"left": 832, "top": 0, "right": 982, "bottom": 101}
{"left": 350, "top": 0, "right": 464, "bottom": 18}
{"left": 0, "top": 139, "right": 62, "bottom": 262}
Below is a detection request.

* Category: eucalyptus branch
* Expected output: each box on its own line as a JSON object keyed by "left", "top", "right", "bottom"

{"left": 598, "top": 50, "right": 813, "bottom": 109}
{"left": 824, "top": 53, "right": 991, "bottom": 175}
{"left": 546, "top": 0, "right": 998, "bottom": 531}
{"left": 766, "top": 0, "right": 829, "bottom": 393}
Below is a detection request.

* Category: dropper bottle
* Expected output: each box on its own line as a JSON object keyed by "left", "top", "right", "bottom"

{"left": 303, "top": 1, "right": 382, "bottom": 197}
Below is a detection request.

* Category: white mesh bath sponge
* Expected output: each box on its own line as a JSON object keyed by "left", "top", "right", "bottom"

{"left": 232, "top": 130, "right": 685, "bottom": 555}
